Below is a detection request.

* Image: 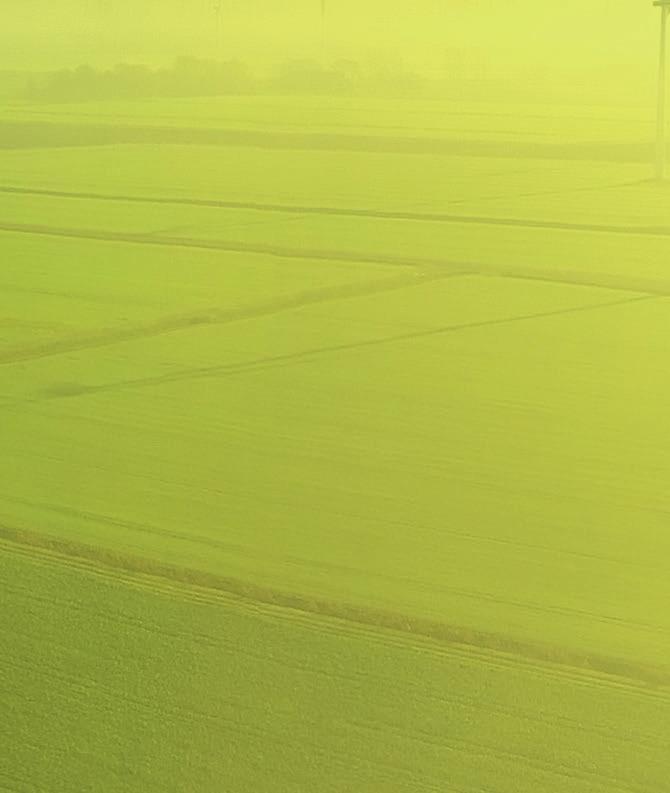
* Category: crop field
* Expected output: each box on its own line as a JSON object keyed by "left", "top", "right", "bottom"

{"left": 2, "top": 95, "right": 670, "bottom": 791}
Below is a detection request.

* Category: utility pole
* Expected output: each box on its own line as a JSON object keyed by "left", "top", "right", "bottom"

{"left": 321, "top": 0, "right": 327, "bottom": 62}
{"left": 213, "top": 0, "right": 223, "bottom": 59}
{"left": 654, "top": 0, "right": 670, "bottom": 180}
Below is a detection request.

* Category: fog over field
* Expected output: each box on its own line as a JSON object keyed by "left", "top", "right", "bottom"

{"left": 2, "top": 2, "right": 670, "bottom": 792}
{"left": 1, "top": 1, "right": 660, "bottom": 102}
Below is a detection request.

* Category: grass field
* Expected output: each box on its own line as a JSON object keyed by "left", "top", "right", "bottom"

{"left": 2, "top": 95, "right": 669, "bottom": 791}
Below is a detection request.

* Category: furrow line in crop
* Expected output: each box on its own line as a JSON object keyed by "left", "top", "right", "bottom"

{"left": 347, "top": 717, "right": 653, "bottom": 793}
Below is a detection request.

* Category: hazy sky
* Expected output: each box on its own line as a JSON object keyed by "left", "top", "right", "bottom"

{"left": 1, "top": 1, "right": 660, "bottom": 82}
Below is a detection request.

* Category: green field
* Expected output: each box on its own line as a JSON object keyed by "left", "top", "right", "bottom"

{"left": 2, "top": 96, "right": 670, "bottom": 791}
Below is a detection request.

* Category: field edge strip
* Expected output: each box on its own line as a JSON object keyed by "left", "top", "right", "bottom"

{"left": 1, "top": 522, "right": 668, "bottom": 690}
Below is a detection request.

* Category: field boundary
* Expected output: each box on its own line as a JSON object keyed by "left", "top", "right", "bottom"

{"left": 0, "top": 268, "right": 467, "bottom": 366}
{"left": 2, "top": 220, "right": 670, "bottom": 298}
{"left": 1, "top": 522, "right": 668, "bottom": 689}
{"left": 0, "top": 119, "right": 657, "bottom": 162}
{"left": 0, "top": 220, "right": 457, "bottom": 269}
{"left": 3, "top": 184, "right": 670, "bottom": 238}
{"left": 1, "top": 294, "right": 655, "bottom": 405}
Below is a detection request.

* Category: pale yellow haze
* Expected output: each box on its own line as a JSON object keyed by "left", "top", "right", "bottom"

{"left": 2, "top": 1, "right": 662, "bottom": 104}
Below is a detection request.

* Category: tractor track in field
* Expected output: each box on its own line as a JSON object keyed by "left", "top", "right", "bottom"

{"left": 3, "top": 292, "right": 656, "bottom": 406}
{"left": 2, "top": 183, "right": 670, "bottom": 238}
{"left": 2, "top": 219, "right": 670, "bottom": 298}
{"left": 0, "top": 219, "right": 461, "bottom": 269}
{"left": 1, "top": 523, "right": 669, "bottom": 690}
{"left": 0, "top": 269, "right": 468, "bottom": 366}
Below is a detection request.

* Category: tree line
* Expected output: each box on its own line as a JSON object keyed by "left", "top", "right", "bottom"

{"left": 0, "top": 57, "right": 424, "bottom": 102}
